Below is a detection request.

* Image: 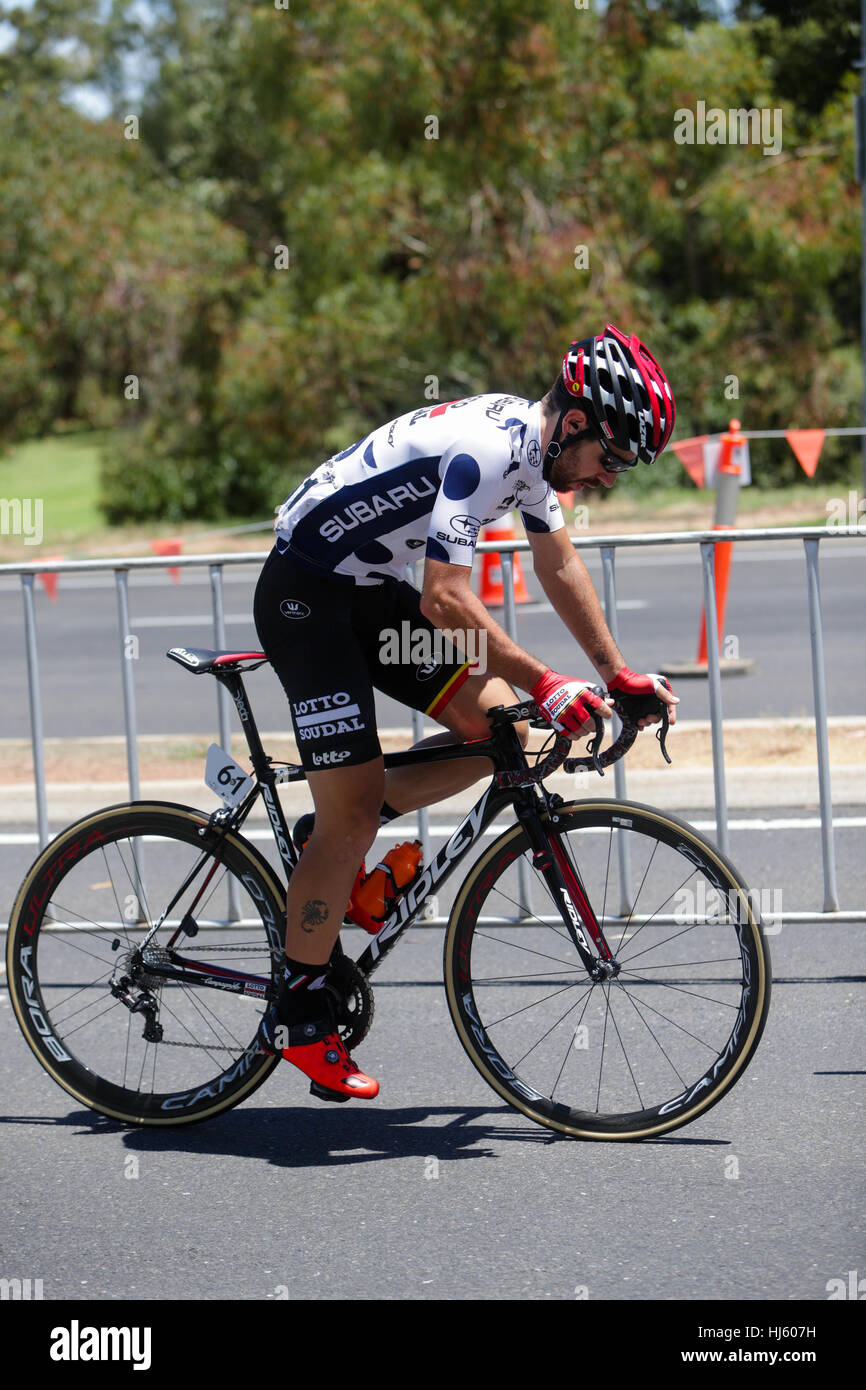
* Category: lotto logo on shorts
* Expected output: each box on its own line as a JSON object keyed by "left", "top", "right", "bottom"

{"left": 312, "top": 749, "right": 350, "bottom": 766}
{"left": 291, "top": 691, "right": 366, "bottom": 742}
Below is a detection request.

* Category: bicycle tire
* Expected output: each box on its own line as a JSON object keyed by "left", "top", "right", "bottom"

{"left": 7, "top": 801, "right": 285, "bottom": 1127}
{"left": 443, "top": 798, "right": 772, "bottom": 1140}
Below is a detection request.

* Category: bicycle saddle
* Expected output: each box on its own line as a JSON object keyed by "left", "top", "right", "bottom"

{"left": 166, "top": 646, "right": 268, "bottom": 674}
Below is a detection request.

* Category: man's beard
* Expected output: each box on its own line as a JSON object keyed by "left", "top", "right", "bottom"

{"left": 550, "top": 446, "right": 599, "bottom": 492}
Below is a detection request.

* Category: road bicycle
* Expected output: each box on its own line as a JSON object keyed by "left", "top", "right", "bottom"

{"left": 7, "top": 646, "right": 772, "bottom": 1140}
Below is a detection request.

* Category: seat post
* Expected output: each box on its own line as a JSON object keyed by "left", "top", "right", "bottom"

{"left": 215, "top": 670, "right": 272, "bottom": 784}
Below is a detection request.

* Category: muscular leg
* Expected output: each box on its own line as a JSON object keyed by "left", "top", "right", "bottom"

{"left": 285, "top": 757, "right": 384, "bottom": 964}
{"left": 285, "top": 678, "right": 527, "bottom": 963}
{"left": 382, "top": 673, "right": 529, "bottom": 815}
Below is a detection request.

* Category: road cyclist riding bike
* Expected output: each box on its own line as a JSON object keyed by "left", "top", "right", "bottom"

{"left": 252, "top": 323, "right": 680, "bottom": 1102}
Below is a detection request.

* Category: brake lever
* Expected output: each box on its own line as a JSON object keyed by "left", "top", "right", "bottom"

{"left": 587, "top": 708, "right": 605, "bottom": 776}
{"left": 656, "top": 703, "right": 672, "bottom": 764}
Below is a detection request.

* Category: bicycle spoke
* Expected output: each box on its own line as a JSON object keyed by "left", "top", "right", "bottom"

{"left": 470, "top": 968, "right": 586, "bottom": 983}
{"left": 42, "top": 904, "right": 130, "bottom": 955}
{"left": 53, "top": 990, "right": 128, "bottom": 1041}
{"left": 598, "top": 983, "right": 646, "bottom": 1112}
{"left": 473, "top": 929, "right": 586, "bottom": 973}
{"left": 612, "top": 977, "right": 733, "bottom": 1053}
{"left": 486, "top": 869, "right": 575, "bottom": 946}
{"left": 510, "top": 984, "right": 595, "bottom": 1070}
{"left": 482, "top": 977, "right": 594, "bottom": 1034}
{"left": 10, "top": 808, "right": 284, "bottom": 1123}
{"left": 549, "top": 988, "right": 595, "bottom": 1099}
{"left": 619, "top": 956, "right": 742, "bottom": 971}
{"left": 447, "top": 800, "right": 769, "bottom": 1139}
{"left": 100, "top": 842, "right": 142, "bottom": 943}
{"left": 616, "top": 969, "right": 743, "bottom": 1012}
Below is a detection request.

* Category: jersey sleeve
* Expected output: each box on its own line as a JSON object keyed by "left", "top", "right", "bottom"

{"left": 424, "top": 437, "right": 512, "bottom": 568}
{"left": 518, "top": 484, "right": 566, "bottom": 537}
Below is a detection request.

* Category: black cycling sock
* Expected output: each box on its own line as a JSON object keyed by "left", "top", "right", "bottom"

{"left": 379, "top": 800, "right": 400, "bottom": 826}
{"left": 274, "top": 954, "right": 334, "bottom": 1026}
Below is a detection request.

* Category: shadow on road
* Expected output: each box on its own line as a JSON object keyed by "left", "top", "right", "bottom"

{"left": 2, "top": 1105, "right": 731, "bottom": 1161}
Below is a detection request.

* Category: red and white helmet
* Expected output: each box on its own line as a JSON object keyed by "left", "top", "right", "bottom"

{"left": 561, "top": 324, "right": 676, "bottom": 465}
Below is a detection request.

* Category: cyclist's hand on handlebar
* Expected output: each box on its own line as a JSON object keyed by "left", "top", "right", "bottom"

{"left": 530, "top": 669, "right": 612, "bottom": 740}
{"left": 608, "top": 666, "right": 679, "bottom": 728}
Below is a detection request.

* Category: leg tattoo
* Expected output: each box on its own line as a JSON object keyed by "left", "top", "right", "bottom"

{"left": 300, "top": 899, "right": 329, "bottom": 934}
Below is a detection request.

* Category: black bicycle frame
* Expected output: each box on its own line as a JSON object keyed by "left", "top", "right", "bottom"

{"left": 140, "top": 670, "right": 611, "bottom": 995}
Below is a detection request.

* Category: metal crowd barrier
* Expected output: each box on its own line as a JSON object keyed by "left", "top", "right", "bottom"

{"left": 3, "top": 524, "right": 864, "bottom": 922}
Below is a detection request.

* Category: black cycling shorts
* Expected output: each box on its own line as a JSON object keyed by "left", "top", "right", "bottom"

{"left": 253, "top": 546, "right": 473, "bottom": 771}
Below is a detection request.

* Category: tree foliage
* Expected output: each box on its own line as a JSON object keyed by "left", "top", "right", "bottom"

{"left": 0, "top": 0, "right": 860, "bottom": 517}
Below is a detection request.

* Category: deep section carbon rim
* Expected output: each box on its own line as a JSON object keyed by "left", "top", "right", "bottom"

{"left": 444, "top": 800, "right": 771, "bottom": 1139}
{"left": 7, "top": 804, "right": 284, "bottom": 1126}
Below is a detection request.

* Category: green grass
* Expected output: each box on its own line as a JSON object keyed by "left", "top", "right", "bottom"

{"left": 0, "top": 431, "right": 107, "bottom": 547}
{"left": 0, "top": 430, "right": 271, "bottom": 557}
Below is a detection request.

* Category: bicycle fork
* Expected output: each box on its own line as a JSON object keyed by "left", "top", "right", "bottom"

{"left": 516, "top": 799, "right": 620, "bottom": 983}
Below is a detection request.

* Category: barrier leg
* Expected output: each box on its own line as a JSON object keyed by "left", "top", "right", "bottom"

{"left": 600, "top": 546, "right": 633, "bottom": 919}
{"left": 804, "top": 539, "right": 839, "bottom": 912}
{"left": 21, "top": 574, "right": 50, "bottom": 849}
{"left": 700, "top": 542, "right": 729, "bottom": 856}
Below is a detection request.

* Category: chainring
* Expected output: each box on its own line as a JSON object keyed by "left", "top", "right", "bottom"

{"left": 329, "top": 953, "right": 375, "bottom": 1050}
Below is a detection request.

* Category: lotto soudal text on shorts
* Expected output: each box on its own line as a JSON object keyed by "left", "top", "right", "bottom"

{"left": 291, "top": 691, "right": 366, "bottom": 742}
{"left": 253, "top": 548, "right": 474, "bottom": 773}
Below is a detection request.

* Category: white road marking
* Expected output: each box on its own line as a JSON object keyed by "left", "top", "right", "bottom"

{"left": 130, "top": 614, "right": 251, "bottom": 627}
{"left": 3, "top": 816, "right": 865, "bottom": 848}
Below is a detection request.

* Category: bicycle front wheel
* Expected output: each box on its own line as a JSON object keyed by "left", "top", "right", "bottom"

{"left": 444, "top": 799, "right": 772, "bottom": 1140}
{"left": 7, "top": 802, "right": 286, "bottom": 1126}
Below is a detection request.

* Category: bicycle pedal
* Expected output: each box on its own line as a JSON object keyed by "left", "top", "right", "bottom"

{"left": 309, "top": 1080, "right": 350, "bottom": 1103}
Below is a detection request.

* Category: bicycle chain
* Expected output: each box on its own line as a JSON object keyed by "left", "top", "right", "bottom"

{"left": 142, "top": 958, "right": 372, "bottom": 1053}
{"left": 132, "top": 957, "right": 371, "bottom": 1055}
{"left": 152, "top": 1038, "right": 265, "bottom": 1052}
{"left": 166, "top": 944, "right": 273, "bottom": 953}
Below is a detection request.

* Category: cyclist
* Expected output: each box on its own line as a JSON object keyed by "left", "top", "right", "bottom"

{"left": 254, "top": 323, "right": 679, "bottom": 1100}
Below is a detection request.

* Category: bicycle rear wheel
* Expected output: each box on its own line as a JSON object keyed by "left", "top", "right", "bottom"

{"left": 7, "top": 802, "right": 285, "bottom": 1126}
{"left": 444, "top": 799, "right": 772, "bottom": 1140}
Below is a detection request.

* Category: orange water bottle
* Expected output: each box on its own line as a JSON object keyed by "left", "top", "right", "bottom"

{"left": 348, "top": 841, "right": 424, "bottom": 934}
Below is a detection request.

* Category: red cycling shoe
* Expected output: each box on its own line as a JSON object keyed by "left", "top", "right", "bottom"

{"left": 281, "top": 1021, "right": 379, "bottom": 1103}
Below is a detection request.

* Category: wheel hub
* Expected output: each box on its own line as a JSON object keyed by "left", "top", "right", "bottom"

{"left": 590, "top": 958, "right": 621, "bottom": 982}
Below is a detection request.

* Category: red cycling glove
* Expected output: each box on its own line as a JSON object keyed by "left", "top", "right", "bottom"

{"left": 609, "top": 666, "right": 678, "bottom": 702}
{"left": 530, "top": 670, "right": 606, "bottom": 737}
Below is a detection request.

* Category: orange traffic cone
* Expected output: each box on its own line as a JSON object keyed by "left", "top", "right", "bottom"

{"left": 480, "top": 514, "right": 530, "bottom": 606}
{"left": 151, "top": 537, "right": 183, "bottom": 583}
{"left": 37, "top": 556, "right": 63, "bottom": 602}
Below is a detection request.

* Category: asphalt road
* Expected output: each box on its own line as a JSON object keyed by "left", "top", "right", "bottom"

{"left": 1, "top": 901, "right": 862, "bottom": 1303}
{"left": 1, "top": 540, "right": 865, "bottom": 740}
{"left": 1, "top": 807, "right": 864, "bottom": 1302}
{"left": 1, "top": 538, "right": 863, "bottom": 1307}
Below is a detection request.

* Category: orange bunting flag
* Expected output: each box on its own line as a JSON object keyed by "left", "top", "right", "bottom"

{"left": 672, "top": 436, "right": 709, "bottom": 489}
{"left": 37, "top": 556, "right": 63, "bottom": 602}
{"left": 151, "top": 537, "right": 183, "bottom": 583}
{"left": 785, "top": 429, "right": 825, "bottom": 478}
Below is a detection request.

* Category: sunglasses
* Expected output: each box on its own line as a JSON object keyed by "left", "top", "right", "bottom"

{"left": 594, "top": 428, "right": 638, "bottom": 473}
